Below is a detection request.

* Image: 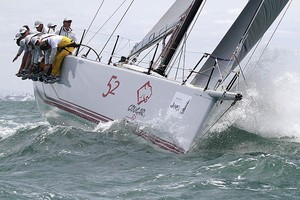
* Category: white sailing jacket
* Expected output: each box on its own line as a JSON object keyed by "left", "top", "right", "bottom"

{"left": 55, "top": 27, "right": 76, "bottom": 42}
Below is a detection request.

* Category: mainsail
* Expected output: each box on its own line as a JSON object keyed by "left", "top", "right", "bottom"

{"left": 190, "top": 0, "right": 289, "bottom": 89}
{"left": 129, "top": 0, "right": 194, "bottom": 57}
{"left": 154, "top": 0, "right": 204, "bottom": 76}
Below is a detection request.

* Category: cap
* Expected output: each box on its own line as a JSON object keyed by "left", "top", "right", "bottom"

{"left": 47, "top": 22, "right": 57, "bottom": 28}
{"left": 63, "top": 17, "right": 72, "bottom": 22}
{"left": 14, "top": 33, "right": 21, "bottom": 40}
{"left": 23, "top": 25, "right": 30, "bottom": 31}
{"left": 19, "top": 27, "right": 27, "bottom": 34}
{"left": 34, "top": 21, "right": 43, "bottom": 28}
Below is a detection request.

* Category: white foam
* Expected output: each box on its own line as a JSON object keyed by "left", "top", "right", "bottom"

{"left": 0, "top": 119, "right": 47, "bottom": 140}
{"left": 0, "top": 119, "right": 18, "bottom": 140}
{"left": 94, "top": 120, "right": 119, "bottom": 132}
{"left": 213, "top": 48, "right": 300, "bottom": 140}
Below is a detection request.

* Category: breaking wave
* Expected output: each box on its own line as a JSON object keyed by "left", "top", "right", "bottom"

{"left": 211, "top": 48, "right": 300, "bottom": 141}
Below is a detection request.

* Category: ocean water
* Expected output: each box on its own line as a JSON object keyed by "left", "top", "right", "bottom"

{"left": 0, "top": 98, "right": 300, "bottom": 200}
{"left": 1, "top": 49, "right": 300, "bottom": 200}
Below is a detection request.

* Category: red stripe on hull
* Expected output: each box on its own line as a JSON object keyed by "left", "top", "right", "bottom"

{"left": 36, "top": 87, "right": 186, "bottom": 154}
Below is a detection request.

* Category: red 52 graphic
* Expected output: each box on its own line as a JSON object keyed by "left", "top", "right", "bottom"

{"left": 102, "top": 75, "right": 120, "bottom": 97}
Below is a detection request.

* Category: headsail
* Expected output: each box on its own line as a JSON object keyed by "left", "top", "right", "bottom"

{"left": 190, "top": 0, "right": 289, "bottom": 89}
{"left": 129, "top": 0, "right": 194, "bottom": 57}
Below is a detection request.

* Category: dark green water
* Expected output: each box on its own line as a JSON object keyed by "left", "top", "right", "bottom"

{"left": 0, "top": 101, "right": 299, "bottom": 199}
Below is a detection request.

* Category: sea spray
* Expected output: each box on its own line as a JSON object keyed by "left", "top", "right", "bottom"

{"left": 212, "top": 48, "right": 300, "bottom": 141}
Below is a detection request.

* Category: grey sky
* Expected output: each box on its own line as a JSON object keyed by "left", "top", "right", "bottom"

{"left": 0, "top": 0, "right": 299, "bottom": 94}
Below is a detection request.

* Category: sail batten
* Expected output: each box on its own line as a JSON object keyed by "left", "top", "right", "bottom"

{"left": 129, "top": 0, "right": 194, "bottom": 57}
{"left": 191, "top": 0, "right": 289, "bottom": 88}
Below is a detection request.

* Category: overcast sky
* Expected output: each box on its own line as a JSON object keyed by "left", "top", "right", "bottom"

{"left": 0, "top": 0, "right": 299, "bottom": 94}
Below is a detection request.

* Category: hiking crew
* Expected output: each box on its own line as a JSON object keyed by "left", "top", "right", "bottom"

{"left": 13, "top": 18, "right": 78, "bottom": 83}
{"left": 13, "top": 27, "right": 35, "bottom": 78}
{"left": 34, "top": 35, "right": 76, "bottom": 83}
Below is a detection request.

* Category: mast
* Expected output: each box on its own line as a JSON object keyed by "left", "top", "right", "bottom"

{"left": 154, "top": 0, "right": 204, "bottom": 76}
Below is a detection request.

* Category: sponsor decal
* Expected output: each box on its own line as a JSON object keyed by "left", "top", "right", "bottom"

{"left": 168, "top": 92, "right": 192, "bottom": 118}
{"left": 127, "top": 104, "right": 146, "bottom": 117}
{"left": 126, "top": 81, "right": 152, "bottom": 121}
{"left": 126, "top": 104, "right": 146, "bottom": 120}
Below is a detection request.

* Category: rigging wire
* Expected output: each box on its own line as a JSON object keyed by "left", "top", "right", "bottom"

{"left": 182, "top": 36, "right": 187, "bottom": 81}
{"left": 84, "top": 0, "right": 128, "bottom": 48}
{"left": 167, "top": 34, "right": 188, "bottom": 82}
{"left": 224, "top": 0, "right": 266, "bottom": 84}
{"left": 99, "top": 0, "right": 135, "bottom": 56}
{"left": 83, "top": 0, "right": 105, "bottom": 40}
{"left": 233, "top": 54, "right": 248, "bottom": 87}
{"left": 185, "top": 0, "right": 207, "bottom": 40}
{"left": 242, "top": 0, "right": 293, "bottom": 79}
{"left": 223, "top": 0, "right": 292, "bottom": 92}
{"left": 162, "top": 0, "right": 207, "bottom": 76}
{"left": 174, "top": 43, "right": 184, "bottom": 80}
{"left": 215, "top": 59, "right": 223, "bottom": 82}
{"left": 188, "top": 1, "right": 293, "bottom": 152}
{"left": 115, "top": 36, "right": 132, "bottom": 54}
{"left": 136, "top": 44, "right": 158, "bottom": 66}
{"left": 188, "top": 99, "right": 238, "bottom": 153}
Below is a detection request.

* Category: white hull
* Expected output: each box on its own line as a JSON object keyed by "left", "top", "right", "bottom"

{"left": 31, "top": 0, "right": 289, "bottom": 153}
{"left": 34, "top": 56, "right": 237, "bottom": 153}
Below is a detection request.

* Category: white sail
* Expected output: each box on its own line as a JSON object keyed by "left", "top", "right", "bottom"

{"left": 191, "top": 0, "right": 289, "bottom": 89}
{"left": 129, "top": 0, "right": 194, "bottom": 57}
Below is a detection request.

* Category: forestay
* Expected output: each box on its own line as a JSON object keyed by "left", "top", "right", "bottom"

{"left": 129, "top": 0, "right": 194, "bottom": 57}
{"left": 191, "top": 0, "right": 289, "bottom": 89}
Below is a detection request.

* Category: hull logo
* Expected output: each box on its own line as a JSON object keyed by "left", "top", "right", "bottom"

{"left": 137, "top": 81, "right": 152, "bottom": 105}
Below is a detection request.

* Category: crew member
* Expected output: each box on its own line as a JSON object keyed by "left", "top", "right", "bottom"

{"left": 34, "top": 21, "right": 47, "bottom": 33}
{"left": 55, "top": 17, "right": 76, "bottom": 42}
{"left": 35, "top": 35, "right": 76, "bottom": 83}
{"left": 47, "top": 22, "right": 57, "bottom": 34}
{"left": 13, "top": 27, "right": 33, "bottom": 78}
